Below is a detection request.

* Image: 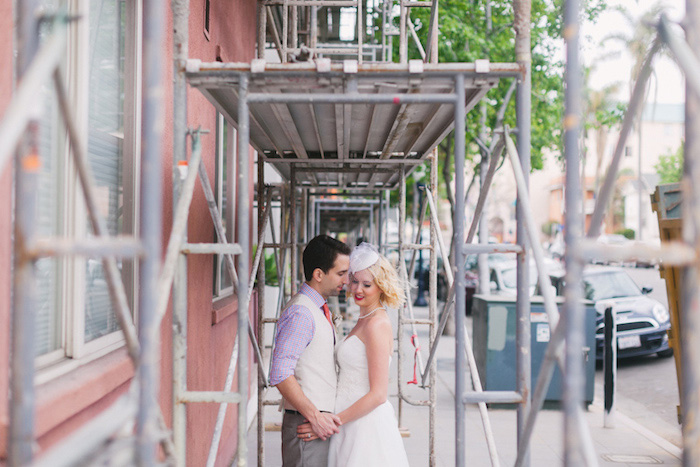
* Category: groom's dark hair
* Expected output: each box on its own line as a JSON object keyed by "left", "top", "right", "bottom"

{"left": 303, "top": 235, "right": 351, "bottom": 281}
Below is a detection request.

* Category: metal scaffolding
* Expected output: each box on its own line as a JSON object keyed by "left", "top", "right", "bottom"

{"left": 7, "top": 0, "right": 700, "bottom": 466}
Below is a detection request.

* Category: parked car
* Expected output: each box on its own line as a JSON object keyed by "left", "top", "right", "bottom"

{"left": 549, "top": 266, "right": 672, "bottom": 360}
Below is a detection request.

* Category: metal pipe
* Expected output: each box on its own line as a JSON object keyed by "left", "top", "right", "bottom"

{"left": 586, "top": 37, "right": 660, "bottom": 239}
{"left": 187, "top": 60, "right": 523, "bottom": 75}
{"left": 53, "top": 71, "right": 142, "bottom": 364}
{"left": 179, "top": 391, "right": 244, "bottom": 404}
{"left": 680, "top": 2, "right": 700, "bottom": 464}
{"left": 577, "top": 239, "right": 696, "bottom": 266}
{"left": 427, "top": 149, "right": 438, "bottom": 467}
{"left": 181, "top": 243, "right": 243, "bottom": 254}
{"left": 172, "top": 0, "right": 190, "bottom": 459}
{"left": 10, "top": 2, "right": 41, "bottom": 460}
{"left": 137, "top": 0, "right": 166, "bottom": 462}
{"left": 257, "top": 158, "right": 267, "bottom": 467}
{"left": 461, "top": 323, "right": 501, "bottom": 467}
{"left": 514, "top": 0, "right": 532, "bottom": 457}
{"left": 463, "top": 243, "right": 523, "bottom": 254}
{"left": 397, "top": 166, "right": 406, "bottom": 426}
{"left": 503, "top": 132, "right": 560, "bottom": 326}
{"left": 659, "top": 15, "right": 700, "bottom": 115}
{"left": 407, "top": 16, "right": 426, "bottom": 61}
{"left": 291, "top": 165, "right": 298, "bottom": 294}
{"left": 463, "top": 391, "right": 523, "bottom": 404}
{"left": 562, "top": 0, "right": 585, "bottom": 461}
{"left": 465, "top": 137, "right": 505, "bottom": 244}
{"left": 235, "top": 73, "right": 251, "bottom": 467}
{"left": 0, "top": 24, "right": 66, "bottom": 174}
{"left": 265, "top": 157, "right": 423, "bottom": 166}
{"left": 399, "top": 0, "right": 407, "bottom": 63}
{"left": 206, "top": 340, "right": 240, "bottom": 466}
{"left": 453, "top": 73, "right": 467, "bottom": 467}
{"left": 197, "top": 151, "right": 241, "bottom": 292}
{"left": 246, "top": 92, "right": 458, "bottom": 104}
{"left": 28, "top": 237, "right": 145, "bottom": 258}
{"left": 156, "top": 134, "right": 203, "bottom": 323}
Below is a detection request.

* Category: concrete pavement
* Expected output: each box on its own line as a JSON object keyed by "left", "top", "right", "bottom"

{"left": 247, "top": 305, "right": 682, "bottom": 466}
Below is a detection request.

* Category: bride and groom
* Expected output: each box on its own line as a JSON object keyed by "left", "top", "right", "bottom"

{"left": 269, "top": 235, "right": 410, "bottom": 466}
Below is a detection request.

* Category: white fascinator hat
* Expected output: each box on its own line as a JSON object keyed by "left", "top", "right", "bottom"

{"left": 349, "top": 242, "right": 380, "bottom": 274}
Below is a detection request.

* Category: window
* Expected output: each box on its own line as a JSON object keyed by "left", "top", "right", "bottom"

{"left": 34, "top": 0, "right": 141, "bottom": 371}
{"left": 213, "top": 113, "right": 237, "bottom": 300}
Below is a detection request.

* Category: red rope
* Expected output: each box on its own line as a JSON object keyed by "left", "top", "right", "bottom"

{"left": 407, "top": 333, "right": 420, "bottom": 385}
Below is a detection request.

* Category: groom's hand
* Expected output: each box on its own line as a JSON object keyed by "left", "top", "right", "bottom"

{"left": 307, "top": 413, "right": 342, "bottom": 440}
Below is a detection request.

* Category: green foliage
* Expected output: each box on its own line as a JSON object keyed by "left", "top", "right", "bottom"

{"left": 541, "top": 219, "right": 560, "bottom": 237}
{"left": 655, "top": 145, "right": 683, "bottom": 184}
{"left": 615, "top": 228, "right": 635, "bottom": 240}
{"left": 385, "top": 0, "right": 606, "bottom": 174}
{"left": 252, "top": 245, "right": 280, "bottom": 286}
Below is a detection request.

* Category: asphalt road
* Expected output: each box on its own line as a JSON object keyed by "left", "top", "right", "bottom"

{"left": 594, "top": 265, "right": 682, "bottom": 446}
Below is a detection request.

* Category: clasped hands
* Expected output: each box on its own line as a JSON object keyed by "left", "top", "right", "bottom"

{"left": 296, "top": 412, "right": 342, "bottom": 442}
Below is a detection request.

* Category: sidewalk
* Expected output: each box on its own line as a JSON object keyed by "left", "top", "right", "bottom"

{"left": 248, "top": 304, "right": 682, "bottom": 466}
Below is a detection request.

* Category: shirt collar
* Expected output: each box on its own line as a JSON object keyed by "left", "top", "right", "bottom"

{"left": 300, "top": 282, "right": 327, "bottom": 309}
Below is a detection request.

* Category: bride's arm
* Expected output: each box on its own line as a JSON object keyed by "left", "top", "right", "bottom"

{"left": 336, "top": 318, "right": 393, "bottom": 425}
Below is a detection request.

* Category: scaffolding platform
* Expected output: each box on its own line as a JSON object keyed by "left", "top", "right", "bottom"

{"left": 186, "top": 61, "right": 520, "bottom": 188}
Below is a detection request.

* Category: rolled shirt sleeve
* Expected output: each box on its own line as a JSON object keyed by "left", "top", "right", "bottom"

{"left": 269, "top": 305, "right": 315, "bottom": 386}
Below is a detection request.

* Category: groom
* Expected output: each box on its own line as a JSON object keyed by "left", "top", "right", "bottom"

{"left": 269, "top": 234, "right": 351, "bottom": 466}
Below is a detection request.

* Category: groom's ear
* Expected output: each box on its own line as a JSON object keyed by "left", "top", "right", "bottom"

{"left": 312, "top": 268, "right": 324, "bottom": 283}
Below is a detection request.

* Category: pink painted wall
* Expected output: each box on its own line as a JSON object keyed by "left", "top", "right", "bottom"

{"left": 0, "top": 0, "right": 12, "bottom": 459}
{"left": 184, "top": 0, "right": 258, "bottom": 463}
{"left": 0, "top": 0, "right": 258, "bottom": 463}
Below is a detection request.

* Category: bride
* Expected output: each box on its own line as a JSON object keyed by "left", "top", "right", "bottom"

{"left": 296, "top": 243, "right": 410, "bottom": 466}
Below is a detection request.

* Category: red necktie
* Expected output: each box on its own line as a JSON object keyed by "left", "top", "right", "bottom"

{"left": 322, "top": 303, "right": 333, "bottom": 326}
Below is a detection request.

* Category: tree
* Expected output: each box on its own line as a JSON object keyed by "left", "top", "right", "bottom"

{"left": 655, "top": 145, "right": 683, "bottom": 184}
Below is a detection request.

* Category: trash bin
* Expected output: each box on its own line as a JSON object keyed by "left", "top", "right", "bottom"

{"left": 472, "top": 294, "right": 596, "bottom": 405}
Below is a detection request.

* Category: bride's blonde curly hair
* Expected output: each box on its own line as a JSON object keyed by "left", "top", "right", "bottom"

{"left": 348, "top": 254, "right": 405, "bottom": 309}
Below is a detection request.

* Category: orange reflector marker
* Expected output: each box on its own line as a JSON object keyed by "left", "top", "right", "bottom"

{"left": 22, "top": 153, "right": 41, "bottom": 172}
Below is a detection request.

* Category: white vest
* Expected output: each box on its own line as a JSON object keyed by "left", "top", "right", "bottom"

{"left": 282, "top": 293, "right": 337, "bottom": 413}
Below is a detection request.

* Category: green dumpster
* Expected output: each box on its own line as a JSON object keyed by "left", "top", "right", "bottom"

{"left": 472, "top": 295, "right": 596, "bottom": 405}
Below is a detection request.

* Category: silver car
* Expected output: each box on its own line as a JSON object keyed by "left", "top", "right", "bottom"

{"left": 550, "top": 266, "right": 672, "bottom": 359}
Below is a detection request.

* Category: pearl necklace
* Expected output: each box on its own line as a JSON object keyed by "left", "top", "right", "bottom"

{"left": 357, "top": 306, "right": 385, "bottom": 320}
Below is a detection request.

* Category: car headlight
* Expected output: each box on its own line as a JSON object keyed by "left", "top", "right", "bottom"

{"left": 652, "top": 303, "right": 670, "bottom": 324}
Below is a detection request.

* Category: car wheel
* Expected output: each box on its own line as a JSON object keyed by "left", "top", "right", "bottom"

{"left": 657, "top": 348, "right": 674, "bottom": 358}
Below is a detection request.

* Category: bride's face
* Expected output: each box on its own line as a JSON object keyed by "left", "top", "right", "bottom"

{"left": 350, "top": 269, "right": 381, "bottom": 308}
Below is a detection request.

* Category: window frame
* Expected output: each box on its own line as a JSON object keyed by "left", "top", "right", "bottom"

{"left": 213, "top": 112, "right": 237, "bottom": 302}
{"left": 35, "top": 0, "right": 142, "bottom": 375}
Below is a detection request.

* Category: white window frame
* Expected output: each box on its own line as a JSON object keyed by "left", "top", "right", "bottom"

{"left": 35, "top": 0, "right": 142, "bottom": 377}
{"left": 213, "top": 113, "right": 237, "bottom": 301}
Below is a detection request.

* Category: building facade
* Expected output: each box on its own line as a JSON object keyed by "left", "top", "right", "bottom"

{"left": 0, "top": 0, "right": 258, "bottom": 464}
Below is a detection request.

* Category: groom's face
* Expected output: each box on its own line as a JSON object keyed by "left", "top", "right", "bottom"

{"left": 317, "top": 254, "right": 350, "bottom": 298}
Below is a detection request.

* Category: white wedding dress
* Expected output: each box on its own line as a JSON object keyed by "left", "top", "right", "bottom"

{"left": 328, "top": 335, "right": 410, "bottom": 466}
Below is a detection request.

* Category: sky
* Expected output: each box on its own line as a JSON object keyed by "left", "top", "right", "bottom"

{"left": 581, "top": 0, "right": 686, "bottom": 104}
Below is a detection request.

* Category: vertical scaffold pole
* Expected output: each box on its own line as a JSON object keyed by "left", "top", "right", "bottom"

{"left": 397, "top": 166, "right": 406, "bottom": 427}
{"left": 514, "top": 0, "right": 532, "bottom": 463}
{"left": 257, "top": 157, "right": 266, "bottom": 467}
{"left": 562, "top": 0, "right": 585, "bottom": 463}
{"left": 453, "top": 74, "right": 467, "bottom": 467}
{"left": 172, "top": 0, "right": 190, "bottom": 464}
{"left": 682, "top": 1, "right": 700, "bottom": 464}
{"left": 428, "top": 150, "right": 438, "bottom": 467}
{"left": 10, "top": 1, "right": 40, "bottom": 463}
{"left": 237, "top": 73, "right": 251, "bottom": 466}
{"left": 291, "top": 165, "right": 298, "bottom": 294}
{"left": 138, "top": 0, "right": 166, "bottom": 463}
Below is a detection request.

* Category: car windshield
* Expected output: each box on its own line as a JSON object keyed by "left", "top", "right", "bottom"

{"left": 583, "top": 271, "right": 641, "bottom": 300}
{"left": 501, "top": 266, "right": 538, "bottom": 289}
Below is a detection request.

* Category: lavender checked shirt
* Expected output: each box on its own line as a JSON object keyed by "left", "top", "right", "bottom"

{"left": 269, "top": 283, "right": 328, "bottom": 386}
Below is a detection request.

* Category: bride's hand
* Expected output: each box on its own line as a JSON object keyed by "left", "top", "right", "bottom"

{"left": 296, "top": 422, "right": 317, "bottom": 442}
